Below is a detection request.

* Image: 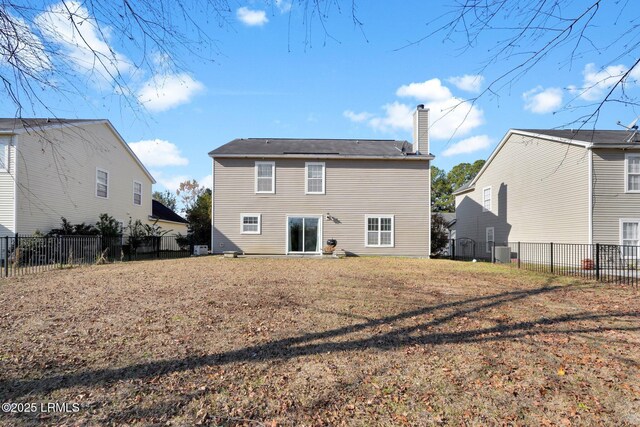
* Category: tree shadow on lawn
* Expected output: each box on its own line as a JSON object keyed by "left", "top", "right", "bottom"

{"left": 2, "top": 282, "right": 639, "bottom": 401}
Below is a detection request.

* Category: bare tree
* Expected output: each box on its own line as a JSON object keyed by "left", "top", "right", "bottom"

{"left": 0, "top": 0, "right": 361, "bottom": 117}
{"left": 0, "top": 0, "right": 236, "bottom": 117}
{"left": 405, "top": 0, "right": 640, "bottom": 129}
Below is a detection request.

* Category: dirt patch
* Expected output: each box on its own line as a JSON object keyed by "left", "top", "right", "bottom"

{"left": 0, "top": 257, "right": 638, "bottom": 425}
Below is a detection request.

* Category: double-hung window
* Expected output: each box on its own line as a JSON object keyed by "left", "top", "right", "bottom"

{"left": 621, "top": 219, "right": 640, "bottom": 258}
{"left": 0, "top": 136, "right": 9, "bottom": 172}
{"left": 241, "top": 214, "right": 261, "bottom": 234}
{"left": 133, "top": 181, "right": 142, "bottom": 205}
{"left": 365, "top": 215, "right": 394, "bottom": 247}
{"left": 305, "top": 162, "right": 325, "bottom": 194}
{"left": 255, "top": 161, "right": 275, "bottom": 193}
{"left": 96, "top": 169, "right": 109, "bottom": 198}
{"left": 625, "top": 153, "right": 640, "bottom": 192}
{"left": 482, "top": 186, "right": 492, "bottom": 212}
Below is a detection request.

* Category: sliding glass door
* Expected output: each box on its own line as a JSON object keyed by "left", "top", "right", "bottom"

{"left": 287, "top": 216, "right": 321, "bottom": 253}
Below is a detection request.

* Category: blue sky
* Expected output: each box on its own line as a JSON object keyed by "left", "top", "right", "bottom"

{"left": 2, "top": 1, "right": 640, "bottom": 192}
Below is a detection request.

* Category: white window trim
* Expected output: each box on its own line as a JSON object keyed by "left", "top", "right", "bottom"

{"left": 96, "top": 168, "right": 109, "bottom": 199}
{"left": 486, "top": 227, "right": 495, "bottom": 253}
{"left": 255, "top": 161, "right": 275, "bottom": 194}
{"left": 0, "top": 136, "right": 9, "bottom": 173}
{"left": 364, "top": 215, "right": 395, "bottom": 248}
{"left": 241, "top": 213, "right": 262, "bottom": 235}
{"left": 619, "top": 218, "right": 640, "bottom": 259}
{"left": 482, "top": 186, "right": 492, "bottom": 212}
{"left": 624, "top": 153, "right": 640, "bottom": 193}
{"left": 305, "top": 162, "right": 326, "bottom": 195}
{"left": 133, "top": 180, "right": 142, "bottom": 206}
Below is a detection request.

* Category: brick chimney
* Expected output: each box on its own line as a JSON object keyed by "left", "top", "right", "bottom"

{"left": 412, "top": 104, "right": 429, "bottom": 154}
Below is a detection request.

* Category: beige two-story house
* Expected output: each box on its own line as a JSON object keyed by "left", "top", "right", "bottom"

{"left": 209, "top": 105, "right": 433, "bottom": 256}
{"left": 454, "top": 128, "right": 640, "bottom": 252}
{"left": 0, "top": 118, "right": 158, "bottom": 237}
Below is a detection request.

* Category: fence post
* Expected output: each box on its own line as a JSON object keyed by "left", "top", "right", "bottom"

{"left": 4, "top": 235, "right": 8, "bottom": 277}
{"left": 451, "top": 239, "right": 455, "bottom": 260}
{"left": 595, "top": 243, "right": 600, "bottom": 281}
{"left": 14, "top": 234, "right": 19, "bottom": 270}
{"left": 59, "top": 236, "right": 63, "bottom": 269}
{"left": 517, "top": 242, "right": 521, "bottom": 269}
{"left": 156, "top": 237, "right": 161, "bottom": 259}
{"left": 550, "top": 242, "right": 554, "bottom": 274}
{"left": 491, "top": 241, "right": 495, "bottom": 263}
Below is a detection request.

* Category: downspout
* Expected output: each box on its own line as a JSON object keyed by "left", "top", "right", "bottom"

{"left": 588, "top": 147, "right": 593, "bottom": 245}
{"left": 12, "top": 134, "right": 17, "bottom": 237}
{"left": 211, "top": 157, "right": 216, "bottom": 253}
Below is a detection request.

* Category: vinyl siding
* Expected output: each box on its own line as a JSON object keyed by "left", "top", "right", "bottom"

{"left": 0, "top": 137, "right": 16, "bottom": 237}
{"left": 147, "top": 219, "right": 188, "bottom": 237}
{"left": 455, "top": 133, "right": 589, "bottom": 244}
{"left": 213, "top": 158, "right": 430, "bottom": 256}
{"left": 15, "top": 123, "right": 153, "bottom": 234}
{"left": 592, "top": 148, "right": 640, "bottom": 244}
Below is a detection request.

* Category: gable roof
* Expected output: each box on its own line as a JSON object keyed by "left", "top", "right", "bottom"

{"left": 452, "top": 180, "right": 473, "bottom": 195}
{"left": 151, "top": 200, "right": 188, "bottom": 224}
{"left": 452, "top": 129, "right": 640, "bottom": 196}
{"left": 515, "top": 129, "right": 640, "bottom": 146}
{"left": 209, "top": 138, "right": 434, "bottom": 160}
{"left": 453, "top": 128, "right": 640, "bottom": 196}
{"left": 0, "top": 118, "right": 101, "bottom": 132}
{"left": 0, "top": 118, "right": 155, "bottom": 183}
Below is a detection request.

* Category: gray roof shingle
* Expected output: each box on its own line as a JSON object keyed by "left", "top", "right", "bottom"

{"left": 151, "top": 200, "right": 188, "bottom": 224}
{"left": 209, "top": 138, "right": 432, "bottom": 158}
{"left": 0, "top": 118, "right": 101, "bottom": 132}
{"left": 516, "top": 129, "right": 640, "bottom": 145}
{"left": 452, "top": 180, "right": 473, "bottom": 194}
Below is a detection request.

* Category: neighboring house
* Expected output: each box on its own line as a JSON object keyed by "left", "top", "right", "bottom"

{"left": 432, "top": 212, "right": 456, "bottom": 255}
{"left": 454, "top": 128, "right": 640, "bottom": 252}
{"left": 209, "top": 105, "right": 433, "bottom": 256}
{"left": 439, "top": 212, "right": 456, "bottom": 241}
{"left": 149, "top": 200, "right": 189, "bottom": 236}
{"left": 0, "top": 118, "right": 156, "bottom": 237}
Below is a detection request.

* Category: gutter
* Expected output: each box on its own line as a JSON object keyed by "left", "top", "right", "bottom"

{"left": 209, "top": 154, "right": 435, "bottom": 161}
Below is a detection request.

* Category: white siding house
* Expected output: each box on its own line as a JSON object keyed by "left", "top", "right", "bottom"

{"left": 454, "top": 129, "right": 640, "bottom": 248}
{"left": 0, "top": 119, "right": 158, "bottom": 237}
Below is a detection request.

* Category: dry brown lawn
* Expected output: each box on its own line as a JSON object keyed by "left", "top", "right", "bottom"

{"left": 0, "top": 257, "right": 639, "bottom": 426}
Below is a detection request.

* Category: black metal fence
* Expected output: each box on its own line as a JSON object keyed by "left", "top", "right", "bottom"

{"left": 450, "top": 239, "right": 639, "bottom": 286}
{"left": 1, "top": 234, "right": 196, "bottom": 279}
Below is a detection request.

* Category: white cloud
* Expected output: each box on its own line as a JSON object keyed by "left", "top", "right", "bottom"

{"left": 522, "top": 86, "right": 563, "bottom": 114}
{"left": 199, "top": 174, "right": 213, "bottom": 189}
{"left": 396, "top": 78, "right": 452, "bottom": 102}
{"left": 447, "top": 74, "right": 484, "bottom": 93}
{"left": 368, "top": 102, "right": 414, "bottom": 132}
{"left": 35, "top": 1, "right": 131, "bottom": 83}
{"left": 152, "top": 171, "right": 190, "bottom": 193}
{"left": 137, "top": 73, "right": 204, "bottom": 112}
{"left": 129, "top": 139, "right": 189, "bottom": 168}
{"left": 346, "top": 78, "right": 485, "bottom": 140}
{"left": 237, "top": 7, "right": 268, "bottom": 26}
{"left": 275, "top": 0, "right": 292, "bottom": 13}
{"left": 427, "top": 97, "right": 484, "bottom": 140}
{"left": 343, "top": 110, "right": 373, "bottom": 123}
{"left": 442, "top": 135, "right": 492, "bottom": 157}
{"left": 569, "top": 63, "right": 628, "bottom": 101}
{"left": 0, "top": 14, "right": 51, "bottom": 72}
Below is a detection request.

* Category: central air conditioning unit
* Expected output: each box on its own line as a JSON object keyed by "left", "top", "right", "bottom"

{"left": 193, "top": 245, "right": 209, "bottom": 256}
{"left": 494, "top": 246, "right": 511, "bottom": 264}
